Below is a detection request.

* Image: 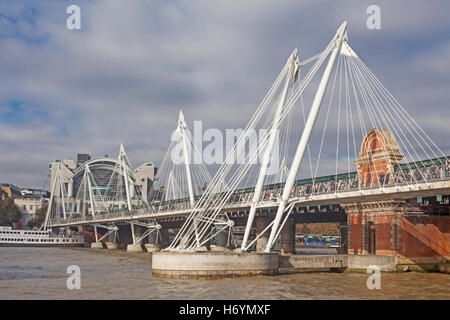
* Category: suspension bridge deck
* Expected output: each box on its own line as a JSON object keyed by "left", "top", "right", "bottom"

{"left": 49, "top": 177, "right": 450, "bottom": 227}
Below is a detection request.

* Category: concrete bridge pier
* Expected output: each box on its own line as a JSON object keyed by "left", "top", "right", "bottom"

{"left": 105, "top": 242, "right": 118, "bottom": 249}
{"left": 145, "top": 228, "right": 161, "bottom": 253}
{"left": 338, "top": 222, "right": 349, "bottom": 254}
{"left": 127, "top": 223, "right": 145, "bottom": 253}
{"left": 160, "top": 227, "right": 170, "bottom": 248}
{"left": 280, "top": 218, "right": 296, "bottom": 255}
{"left": 211, "top": 225, "right": 231, "bottom": 252}
{"left": 255, "top": 215, "right": 272, "bottom": 251}
{"left": 152, "top": 251, "right": 279, "bottom": 279}
{"left": 91, "top": 242, "right": 104, "bottom": 249}
{"left": 90, "top": 226, "right": 104, "bottom": 249}
{"left": 117, "top": 225, "right": 133, "bottom": 249}
{"left": 105, "top": 230, "right": 118, "bottom": 250}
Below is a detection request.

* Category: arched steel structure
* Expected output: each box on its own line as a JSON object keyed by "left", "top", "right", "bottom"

{"left": 72, "top": 157, "right": 136, "bottom": 197}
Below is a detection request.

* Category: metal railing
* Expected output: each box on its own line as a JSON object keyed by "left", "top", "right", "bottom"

{"left": 49, "top": 163, "right": 450, "bottom": 226}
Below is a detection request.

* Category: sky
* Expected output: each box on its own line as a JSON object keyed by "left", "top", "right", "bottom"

{"left": 1, "top": 0, "right": 450, "bottom": 189}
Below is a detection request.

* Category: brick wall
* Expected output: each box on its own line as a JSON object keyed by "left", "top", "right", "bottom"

{"left": 347, "top": 205, "right": 450, "bottom": 265}
{"left": 374, "top": 213, "right": 392, "bottom": 254}
{"left": 397, "top": 215, "right": 450, "bottom": 264}
{"left": 348, "top": 213, "right": 363, "bottom": 254}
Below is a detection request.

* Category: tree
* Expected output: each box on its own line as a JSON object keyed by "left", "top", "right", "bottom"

{"left": 0, "top": 206, "right": 6, "bottom": 226}
{"left": 296, "top": 223, "right": 340, "bottom": 235}
{"left": 297, "top": 223, "right": 310, "bottom": 235}
{"left": 0, "top": 197, "right": 21, "bottom": 226}
{"left": 27, "top": 205, "right": 48, "bottom": 229}
{"left": 0, "top": 188, "right": 7, "bottom": 200}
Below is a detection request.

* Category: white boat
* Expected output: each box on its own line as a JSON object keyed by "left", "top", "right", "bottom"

{"left": 0, "top": 226, "right": 84, "bottom": 247}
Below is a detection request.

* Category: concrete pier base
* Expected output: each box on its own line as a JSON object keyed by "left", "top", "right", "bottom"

{"left": 280, "top": 218, "right": 296, "bottom": 255}
{"left": 127, "top": 243, "right": 144, "bottom": 253}
{"left": 152, "top": 251, "right": 280, "bottom": 279}
{"left": 91, "top": 242, "right": 104, "bottom": 249}
{"left": 279, "top": 254, "right": 397, "bottom": 272}
{"left": 210, "top": 245, "right": 231, "bottom": 252}
{"left": 145, "top": 243, "right": 161, "bottom": 253}
{"left": 194, "top": 246, "right": 209, "bottom": 252}
{"left": 105, "top": 242, "right": 118, "bottom": 250}
{"left": 255, "top": 217, "right": 270, "bottom": 251}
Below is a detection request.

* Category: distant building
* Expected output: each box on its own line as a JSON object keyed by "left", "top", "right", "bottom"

{"left": 77, "top": 153, "right": 91, "bottom": 165}
{"left": 63, "top": 158, "right": 77, "bottom": 170}
{"left": 20, "top": 187, "right": 50, "bottom": 199}
{"left": 14, "top": 197, "right": 48, "bottom": 226}
{"left": 136, "top": 162, "right": 157, "bottom": 202}
{"left": 0, "top": 183, "right": 50, "bottom": 227}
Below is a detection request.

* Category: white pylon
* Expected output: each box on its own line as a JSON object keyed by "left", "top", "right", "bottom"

{"left": 119, "top": 144, "right": 133, "bottom": 211}
{"left": 264, "top": 21, "right": 348, "bottom": 253}
{"left": 178, "top": 110, "right": 196, "bottom": 208}
{"left": 58, "top": 169, "right": 67, "bottom": 220}
{"left": 86, "top": 164, "right": 97, "bottom": 218}
{"left": 42, "top": 162, "right": 69, "bottom": 230}
{"left": 42, "top": 163, "right": 60, "bottom": 231}
{"left": 241, "top": 49, "right": 300, "bottom": 250}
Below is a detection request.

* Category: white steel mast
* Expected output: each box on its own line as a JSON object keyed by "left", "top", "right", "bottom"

{"left": 241, "top": 49, "right": 300, "bottom": 250}
{"left": 42, "top": 163, "right": 60, "bottom": 231}
{"left": 264, "top": 21, "right": 348, "bottom": 253}
{"left": 119, "top": 144, "right": 133, "bottom": 211}
{"left": 178, "top": 111, "right": 196, "bottom": 208}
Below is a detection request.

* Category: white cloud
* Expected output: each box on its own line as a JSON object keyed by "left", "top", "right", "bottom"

{"left": 1, "top": 0, "right": 450, "bottom": 187}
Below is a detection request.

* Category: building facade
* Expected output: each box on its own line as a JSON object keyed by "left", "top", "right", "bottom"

{"left": 347, "top": 129, "right": 450, "bottom": 269}
{"left": 14, "top": 197, "right": 48, "bottom": 226}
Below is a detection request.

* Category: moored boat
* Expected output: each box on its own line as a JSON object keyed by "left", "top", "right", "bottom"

{"left": 0, "top": 226, "right": 84, "bottom": 247}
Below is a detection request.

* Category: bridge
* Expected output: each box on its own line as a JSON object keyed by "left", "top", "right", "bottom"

{"left": 48, "top": 157, "right": 450, "bottom": 225}
{"left": 43, "top": 22, "right": 449, "bottom": 270}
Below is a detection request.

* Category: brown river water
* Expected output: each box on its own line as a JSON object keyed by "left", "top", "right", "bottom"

{"left": 0, "top": 247, "right": 449, "bottom": 300}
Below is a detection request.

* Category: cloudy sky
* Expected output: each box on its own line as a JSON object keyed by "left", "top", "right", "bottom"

{"left": 1, "top": 0, "right": 450, "bottom": 189}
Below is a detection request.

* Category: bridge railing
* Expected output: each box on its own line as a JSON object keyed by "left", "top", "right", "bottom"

{"left": 49, "top": 162, "right": 450, "bottom": 226}
{"left": 288, "top": 163, "right": 450, "bottom": 198}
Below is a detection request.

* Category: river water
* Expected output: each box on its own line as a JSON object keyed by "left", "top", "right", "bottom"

{"left": 0, "top": 247, "right": 449, "bottom": 300}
